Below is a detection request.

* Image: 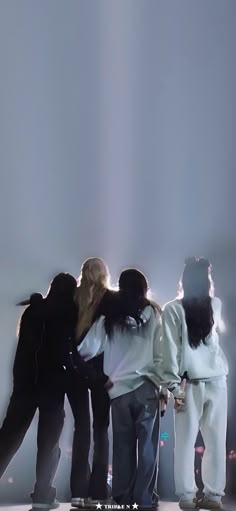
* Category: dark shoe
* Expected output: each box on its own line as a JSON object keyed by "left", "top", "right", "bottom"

{"left": 32, "top": 500, "right": 60, "bottom": 510}
{"left": 179, "top": 498, "right": 198, "bottom": 509}
{"left": 197, "top": 497, "right": 222, "bottom": 509}
{"left": 71, "top": 498, "right": 90, "bottom": 508}
{"left": 88, "top": 499, "right": 113, "bottom": 508}
{"left": 152, "top": 492, "right": 160, "bottom": 507}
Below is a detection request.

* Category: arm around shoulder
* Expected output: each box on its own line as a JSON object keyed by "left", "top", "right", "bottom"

{"left": 77, "top": 316, "right": 107, "bottom": 361}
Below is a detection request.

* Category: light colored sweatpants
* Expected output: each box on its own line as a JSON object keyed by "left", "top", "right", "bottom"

{"left": 174, "top": 377, "right": 227, "bottom": 501}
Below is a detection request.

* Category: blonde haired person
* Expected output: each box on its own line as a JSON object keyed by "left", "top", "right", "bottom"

{"left": 75, "top": 257, "right": 110, "bottom": 340}
{"left": 67, "top": 257, "right": 116, "bottom": 509}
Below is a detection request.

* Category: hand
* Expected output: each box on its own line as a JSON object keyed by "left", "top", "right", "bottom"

{"left": 159, "top": 389, "right": 170, "bottom": 417}
{"left": 175, "top": 378, "right": 187, "bottom": 411}
{"left": 174, "top": 395, "right": 185, "bottom": 411}
{"left": 104, "top": 378, "right": 113, "bottom": 390}
{"left": 160, "top": 398, "right": 167, "bottom": 417}
{"left": 160, "top": 389, "right": 170, "bottom": 405}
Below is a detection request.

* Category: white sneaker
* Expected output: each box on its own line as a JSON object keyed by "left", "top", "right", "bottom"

{"left": 32, "top": 500, "right": 60, "bottom": 510}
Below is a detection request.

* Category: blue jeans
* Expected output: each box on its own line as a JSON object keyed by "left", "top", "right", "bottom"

{"left": 111, "top": 381, "right": 160, "bottom": 507}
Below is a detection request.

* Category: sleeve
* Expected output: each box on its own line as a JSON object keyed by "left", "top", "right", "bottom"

{"left": 136, "top": 310, "right": 163, "bottom": 388}
{"left": 77, "top": 316, "right": 107, "bottom": 361}
{"left": 215, "top": 298, "right": 226, "bottom": 334}
{"left": 153, "top": 312, "right": 163, "bottom": 378}
{"left": 160, "top": 304, "right": 183, "bottom": 398}
{"left": 13, "top": 308, "right": 34, "bottom": 381}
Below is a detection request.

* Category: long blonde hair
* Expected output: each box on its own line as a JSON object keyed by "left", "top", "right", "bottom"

{"left": 75, "top": 257, "right": 110, "bottom": 341}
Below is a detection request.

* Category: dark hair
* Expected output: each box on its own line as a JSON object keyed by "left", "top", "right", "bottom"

{"left": 46, "top": 272, "right": 77, "bottom": 304}
{"left": 180, "top": 257, "right": 214, "bottom": 349}
{"left": 104, "top": 268, "right": 156, "bottom": 337}
{"left": 119, "top": 268, "right": 148, "bottom": 296}
{"left": 16, "top": 273, "right": 77, "bottom": 335}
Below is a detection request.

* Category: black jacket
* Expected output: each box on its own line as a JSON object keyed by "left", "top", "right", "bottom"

{"left": 13, "top": 289, "right": 116, "bottom": 389}
{"left": 13, "top": 294, "right": 78, "bottom": 387}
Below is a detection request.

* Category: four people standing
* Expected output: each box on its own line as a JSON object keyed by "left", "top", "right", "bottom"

{"left": 0, "top": 257, "right": 228, "bottom": 511}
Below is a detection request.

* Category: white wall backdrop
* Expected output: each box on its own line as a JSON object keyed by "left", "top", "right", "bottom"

{"left": 0, "top": 0, "right": 235, "bottom": 500}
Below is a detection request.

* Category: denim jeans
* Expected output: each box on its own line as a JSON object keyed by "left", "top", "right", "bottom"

{"left": 111, "top": 381, "right": 160, "bottom": 507}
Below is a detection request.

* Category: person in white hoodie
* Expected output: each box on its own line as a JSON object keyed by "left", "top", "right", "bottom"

{"left": 161, "top": 257, "right": 228, "bottom": 510}
{"left": 77, "top": 269, "right": 164, "bottom": 509}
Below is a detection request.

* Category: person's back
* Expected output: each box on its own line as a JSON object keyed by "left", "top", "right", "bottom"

{"left": 68, "top": 257, "right": 113, "bottom": 508}
{"left": 38, "top": 296, "right": 77, "bottom": 375}
{"left": 161, "top": 257, "right": 228, "bottom": 511}
{"left": 78, "top": 268, "right": 163, "bottom": 508}
{"left": 15, "top": 275, "right": 78, "bottom": 382}
{"left": 90, "top": 304, "right": 161, "bottom": 399}
{"left": 162, "top": 296, "right": 228, "bottom": 389}
{"left": 13, "top": 294, "right": 45, "bottom": 387}
{"left": 0, "top": 272, "right": 77, "bottom": 510}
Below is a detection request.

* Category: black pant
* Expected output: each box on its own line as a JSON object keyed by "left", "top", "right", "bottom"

{"left": 0, "top": 379, "right": 65, "bottom": 503}
{"left": 66, "top": 372, "right": 110, "bottom": 499}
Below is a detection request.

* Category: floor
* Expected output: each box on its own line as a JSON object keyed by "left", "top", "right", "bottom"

{"left": 0, "top": 503, "right": 235, "bottom": 511}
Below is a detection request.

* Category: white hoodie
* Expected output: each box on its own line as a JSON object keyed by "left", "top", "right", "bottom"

{"left": 77, "top": 306, "right": 162, "bottom": 400}
{"left": 161, "top": 296, "right": 228, "bottom": 397}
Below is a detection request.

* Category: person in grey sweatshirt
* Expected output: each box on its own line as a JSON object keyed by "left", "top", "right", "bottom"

{"left": 161, "top": 257, "right": 228, "bottom": 510}
{"left": 77, "top": 268, "right": 164, "bottom": 509}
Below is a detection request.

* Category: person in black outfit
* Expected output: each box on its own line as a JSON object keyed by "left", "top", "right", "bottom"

{"left": 0, "top": 273, "right": 77, "bottom": 509}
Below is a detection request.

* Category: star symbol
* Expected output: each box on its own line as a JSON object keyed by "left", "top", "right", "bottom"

{"left": 96, "top": 504, "right": 102, "bottom": 509}
{"left": 132, "top": 504, "right": 138, "bottom": 509}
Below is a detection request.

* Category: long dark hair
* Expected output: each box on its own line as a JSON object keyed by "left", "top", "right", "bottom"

{"left": 46, "top": 273, "right": 77, "bottom": 303}
{"left": 104, "top": 268, "right": 160, "bottom": 337}
{"left": 180, "top": 257, "right": 214, "bottom": 349}
{"left": 45, "top": 273, "right": 77, "bottom": 319}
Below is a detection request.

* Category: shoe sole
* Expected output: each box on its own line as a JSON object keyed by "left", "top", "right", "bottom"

{"left": 32, "top": 507, "right": 60, "bottom": 510}
{"left": 198, "top": 502, "right": 222, "bottom": 509}
{"left": 198, "top": 507, "right": 222, "bottom": 510}
{"left": 179, "top": 505, "right": 198, "bottom": 510}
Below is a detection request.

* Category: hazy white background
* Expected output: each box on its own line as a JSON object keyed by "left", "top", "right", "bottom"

{"left": 0, "top": 0, "right": 235, "bottom": 500}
